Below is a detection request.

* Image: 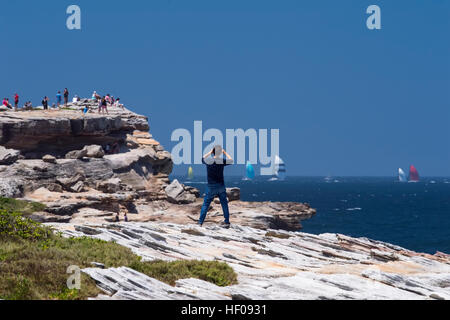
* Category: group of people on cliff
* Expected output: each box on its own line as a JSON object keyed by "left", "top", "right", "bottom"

{"left": 2, "top": 88, "right": 124, "bottom": 113}
{"left": 90, "top": 91, "right": 124, "bottom": 115}
{"left": 3, "top": 88, "right": 70, "bottom": 111}
{"left": 2, "top": 93, "right": 23, "bottom": 111}
{"left": 39, "top": 88, "right": 70, "bottom": 110}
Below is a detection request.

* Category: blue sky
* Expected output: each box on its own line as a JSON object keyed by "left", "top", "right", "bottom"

{"left": 1, "top": 0, "right": 449, "bottom": 176}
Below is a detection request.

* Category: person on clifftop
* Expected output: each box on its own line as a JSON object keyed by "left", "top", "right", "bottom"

{"left": 198, "top": 145, "right": 233, "bottom": 228}
{"left": 3, "top": 98, "right": 12, "bottom": 109}
{"left": 42, "top": 96, "right": 49, "bottom": 110}
{"left": 56, "top": 91, "right": 62, "bottom": 108}
{"left": 114, "top": 98, "right": 124, "bottom": 110}
{"left": 82, "top": 104, "right": 89, "bottom": 116}
{"left": 14, "top": 93, "right": 19, "bottom": 111}
{"left": 99, "top": 96, "right": 109, "bottom": 114}
{"left": 63, "top": 88, "right": 69, "bottom": 106}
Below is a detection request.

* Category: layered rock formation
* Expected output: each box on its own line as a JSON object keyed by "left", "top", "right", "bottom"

{"left": 3, "top": 101, "right": 448, "bottom": 300}
{"left": 49, "top": 221, "right": 450, "bottom": 300}
{"left": 0, "top": 100, "right": 315, "bottom": 230}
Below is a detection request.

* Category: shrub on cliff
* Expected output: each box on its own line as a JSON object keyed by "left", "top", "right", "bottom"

{"left": 0, "top": 210, "right": 52, "bottom": 241}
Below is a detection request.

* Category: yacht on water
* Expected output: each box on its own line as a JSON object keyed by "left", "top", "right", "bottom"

{"left": 268, "top": 155, "right": 286, "bottom": 181}
{"left": 243, "top": 161, "right": 255, "bottom": 180}
{"left": 187, "top": 166, "right": 194, "bottom": 181}
{"left": 398, "top": 168, "right": 407, "bottom": 182}
{"left": 408, "top": 165, "right": 420, "bottom": 182}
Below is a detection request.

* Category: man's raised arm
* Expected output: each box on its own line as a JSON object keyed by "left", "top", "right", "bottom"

{"left": 223, "top": 149, "right": 234, "bottom": 165}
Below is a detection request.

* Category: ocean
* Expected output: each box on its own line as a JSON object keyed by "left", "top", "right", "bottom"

{"left": 177, "top": 176, "right": 450, "bottom": 255}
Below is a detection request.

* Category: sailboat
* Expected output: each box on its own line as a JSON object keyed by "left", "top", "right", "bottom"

{"left": 398, "top": 168, "right": 407, "bottom": 182}
{"left": 408, "top": 165, "right": 420, "bottom": 182}
{"left": 187, "top": 166, "right": 194, "bottom": 180}
{"left": 268, "top": 155, "right": 286, "bottom": 181}
{"left": 243, "top": 161, "right": 255, "bottom": 180}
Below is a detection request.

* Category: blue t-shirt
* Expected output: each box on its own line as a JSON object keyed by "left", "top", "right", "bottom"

{"left": 56, "top": 94, "right": 62, "bottom": 102}
{"left": 202, "top": 157, "right": 233, "bottom": 185}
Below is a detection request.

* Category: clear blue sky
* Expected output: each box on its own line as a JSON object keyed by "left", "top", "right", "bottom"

{"left": 1, "top": 0, "right": 449, "bottom": 176}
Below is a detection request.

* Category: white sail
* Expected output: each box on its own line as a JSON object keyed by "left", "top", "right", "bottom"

{"left": 398, "top": 168, "right": 407, "bottom": 182}
{"left": 270, "top": 155, "right": 286, "bottom": 181}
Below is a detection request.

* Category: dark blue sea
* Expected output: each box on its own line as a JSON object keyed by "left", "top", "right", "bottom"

{"left": 176, "top": 176, "right": 450, "bottom": 254}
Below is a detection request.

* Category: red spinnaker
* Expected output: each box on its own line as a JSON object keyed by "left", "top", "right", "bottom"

{"left": 409, "top": 165, "right": 420, "bottom": 182}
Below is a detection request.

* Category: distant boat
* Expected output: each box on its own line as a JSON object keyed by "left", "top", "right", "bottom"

{"left": 398, "top": 168, "right": 407, "bottom": 182}
{"left": 408, "top": 165, "right": 420, "bottom": 182}
{"left": 243, "top": 161, "right": 255, "bottom": 180}
{"left": 269, "top": 155, "right": 286, "bottom": 181}
{"left": 187, "top": 166, "right": 194, "bottom": 180}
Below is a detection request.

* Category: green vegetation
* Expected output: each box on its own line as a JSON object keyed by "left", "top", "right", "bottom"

{"left": 0, "top": 198, "right": 46, "bottom": 217}
{"left": 0, "top": 210, "right": 51, "bottom": 241}
{"left": 131, "top": 260, "right": 237, "bottom": 287}
{"left": 0, "top": 198, "right": 238, "bottom": 300}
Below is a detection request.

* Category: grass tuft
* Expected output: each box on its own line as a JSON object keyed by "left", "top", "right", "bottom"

{"left": 0, "top": 198, "right": 46, "bottom": 217}
{"left": 130, "top": 259, "right": 238, "bottom": 287}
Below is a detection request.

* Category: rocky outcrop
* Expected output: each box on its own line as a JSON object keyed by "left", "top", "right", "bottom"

{"left": 96, "top": 178, "right": 121, "bottom": 194}
{"left": 42, "top": 154, "right": 56, "bottom": 163}
{"left": 0, "top": 104, "right": 172, "bottom": 206}
{"left": 226, "top": 187, "right": 240, "bottom": 201}
{"left": 0, "top": 100, "right": 149, "bottom": 153}
{"left": 165, "top": 179, "right": 197, "bottom": 204}
{"left": 0, "top": 101, "right": 315, "bottom": 231}
{"left": 65, "top": 145, "right": 105, "bottom": 159}
{"left": 84, "top": 145, "right": 105, "bottom": 158}
{"left": 49, "top": 221, "right": 450, "bottom": 300}
{"left": 0, "top": 146, "right": 20, "bottom": 165}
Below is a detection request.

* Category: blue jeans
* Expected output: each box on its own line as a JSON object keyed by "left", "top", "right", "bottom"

{"left": 199, "top": 184, "right": 230, "bottom": 225}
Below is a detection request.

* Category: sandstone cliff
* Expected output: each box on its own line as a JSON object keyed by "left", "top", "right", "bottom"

{"left": 0, "top": 100, "right": 315, "bottom": 230}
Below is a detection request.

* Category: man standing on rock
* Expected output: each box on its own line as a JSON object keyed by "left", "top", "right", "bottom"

{"left": 199, "top": 145, "right": 233, "bottom": 228}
